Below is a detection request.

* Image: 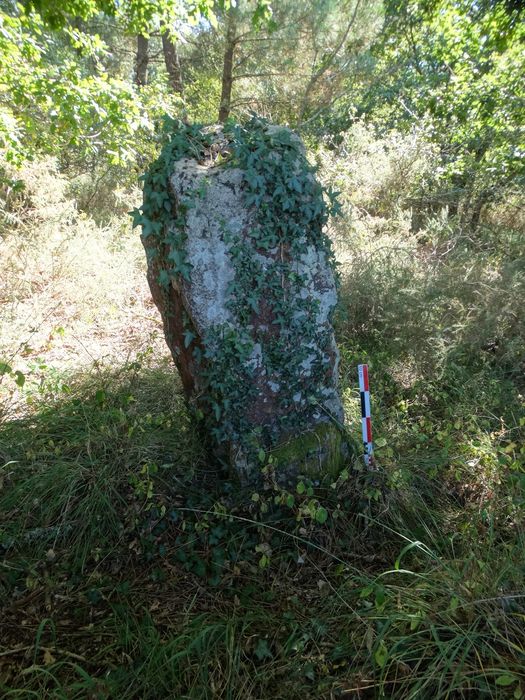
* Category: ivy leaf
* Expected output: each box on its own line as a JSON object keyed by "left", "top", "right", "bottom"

{"left": 129, "top": 208, "right": 143, "bottom": 227}
{"left": 495, "top": 675, "right": 517, "bottom": 687}
{"left": 145, "top": 247, "right": 158, "bottom": 262}
{"left": 183, "top": 330, "right": 196, "bottom": 348}
{"left": 374, "top": 641, "right": 389, "bottom": 669}
{"left": 158, "top": 269, "right": 170, "bottom": 288}
{"left": 315, "top": 506, "right": 328, "bottom": 524}
{"left": 254, "top": 638, "right": 273, "bottom": 660}
{"left": 178, "top": 262, "right": 193, "bottom": 282}
{"left": 141, "top": 218, "right": 160, "bottom": 236}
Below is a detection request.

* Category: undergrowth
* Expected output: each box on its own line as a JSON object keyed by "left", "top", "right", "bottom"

{"left": 0, "top": 158, "right": 160, "bottom": 374}
{"left": 1, "top": 149, "right": 524, "bottom": 698}
{"left": 1, "top": 337, "right": 524, "bottom": 698}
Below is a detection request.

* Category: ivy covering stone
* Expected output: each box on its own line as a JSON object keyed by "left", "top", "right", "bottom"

{"left": 133, "top": 116, "right": 347, "bottom": 482}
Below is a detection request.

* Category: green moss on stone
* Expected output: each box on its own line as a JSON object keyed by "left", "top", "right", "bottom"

{"left": 270, "top": 422, "right": 347, "bottom": 478}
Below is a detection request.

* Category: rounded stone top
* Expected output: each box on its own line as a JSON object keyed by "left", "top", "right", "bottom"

{"left": 187, "top": 122, "right": 305, "bottom": 169}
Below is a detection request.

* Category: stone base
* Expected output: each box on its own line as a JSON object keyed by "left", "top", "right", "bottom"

{"left": 272, "top": 422, "right": 349, "bottom": 480}
{"left": 232, "top": 422, "right": 352, "bottom": 485}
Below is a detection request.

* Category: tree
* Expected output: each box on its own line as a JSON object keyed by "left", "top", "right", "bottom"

{"left": 357, "top": 0, "right": 525, "bottom": 228}
{"left": 135, "top": 34, "right": 149, "bottom": 86}
{"left": 0, "top": 0, "right": 218, "bottom": 167}
{"left": 218, "top": 6, "right": 237, "bottom": 121}
{"left": 162, "top": 31, "right": 184, "bottom": 97}
{"left": 183, "top": 0, "right": 380, "bottom": 127}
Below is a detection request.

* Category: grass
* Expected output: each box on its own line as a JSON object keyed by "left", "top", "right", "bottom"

{"left": 1, "top": 152, "right": 524, "bottom": 697}
{"left": 1, "top": 335, "right": 524, "bottom": 698}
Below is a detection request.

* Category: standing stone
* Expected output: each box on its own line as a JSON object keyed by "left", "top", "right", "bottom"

{"left": 136, "top": 118, "right": 346, "bottom": 483}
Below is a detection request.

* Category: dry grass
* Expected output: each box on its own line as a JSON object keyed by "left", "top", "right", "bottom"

{"left": 0, "top": 158, "right": 168, "bottom": 386}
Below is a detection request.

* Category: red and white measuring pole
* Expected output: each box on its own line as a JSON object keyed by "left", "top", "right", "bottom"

{"left": 358, "top": 364, "right": 374, "bottom": 466}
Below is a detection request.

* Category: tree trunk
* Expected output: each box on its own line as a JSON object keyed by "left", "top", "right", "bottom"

{"left": 135, "top": 35, "right": 149, "bottom": 87}
{"left": 162, "top": 32, "right": 184, "bottom": 96}
{"left": 218, "top": 12, "right": 236, "bottom": 123}
{"left": 468, "top": 197, "right": 485, "bottom": 232}
{"left": 298, "top": 0, "right": 362, "bottom": 123}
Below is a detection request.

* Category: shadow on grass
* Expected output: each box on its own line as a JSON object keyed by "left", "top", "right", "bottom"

{"left": 0, "top": 349, "right": 524, "bottom": 698}
{"left": 0, "top": 360, "right": 216, "bottom": 571}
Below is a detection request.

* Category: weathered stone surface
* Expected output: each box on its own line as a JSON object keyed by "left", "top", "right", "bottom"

{"left": 141, "top": 121, "right": 346, "bottom": 483}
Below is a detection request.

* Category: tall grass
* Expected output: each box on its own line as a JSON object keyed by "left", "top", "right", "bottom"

{"left": 1, "top": 147, "right": 524, "bottom": 698}
{"left": 1, "top": 348, "right": 523, "bottom": 697}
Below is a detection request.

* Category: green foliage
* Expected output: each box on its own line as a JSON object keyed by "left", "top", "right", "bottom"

{"left": 181, "top": 0, "right": 382, "bottom": 127}
{"left": 0, "top": 6, "right": 159, "bottom": 168}
{"left": 22, "top": 0, "right": 219, "bottom": 33}
{"left": 0, "top": 362, "right": 25, "bottom": 388}
{"left": 2, "top": 154, "right": 525, "bottom": 691}
{"left": 131, "top": 118, "right": 214, "bottom": 281}
{"left": 352, "top": 0, "right": 525, "bottom": 226}
{"left": 1, "top": 344, "right": 524, "bottom": 697}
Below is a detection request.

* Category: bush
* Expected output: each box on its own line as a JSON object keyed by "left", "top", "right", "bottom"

{"left": 317, "top": 121, "right": 440, "bottom": 235}
{"left": 317, "top": 124, "right": 525, "bottom": 381}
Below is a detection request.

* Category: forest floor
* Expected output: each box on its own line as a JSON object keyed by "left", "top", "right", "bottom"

{"left": 1, "top": 159, "right": 524, "bottom": 699}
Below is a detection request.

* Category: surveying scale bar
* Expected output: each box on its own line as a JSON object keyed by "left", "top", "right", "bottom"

{"left": 358, "top": 364, "right": 373, "bottom": 466}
